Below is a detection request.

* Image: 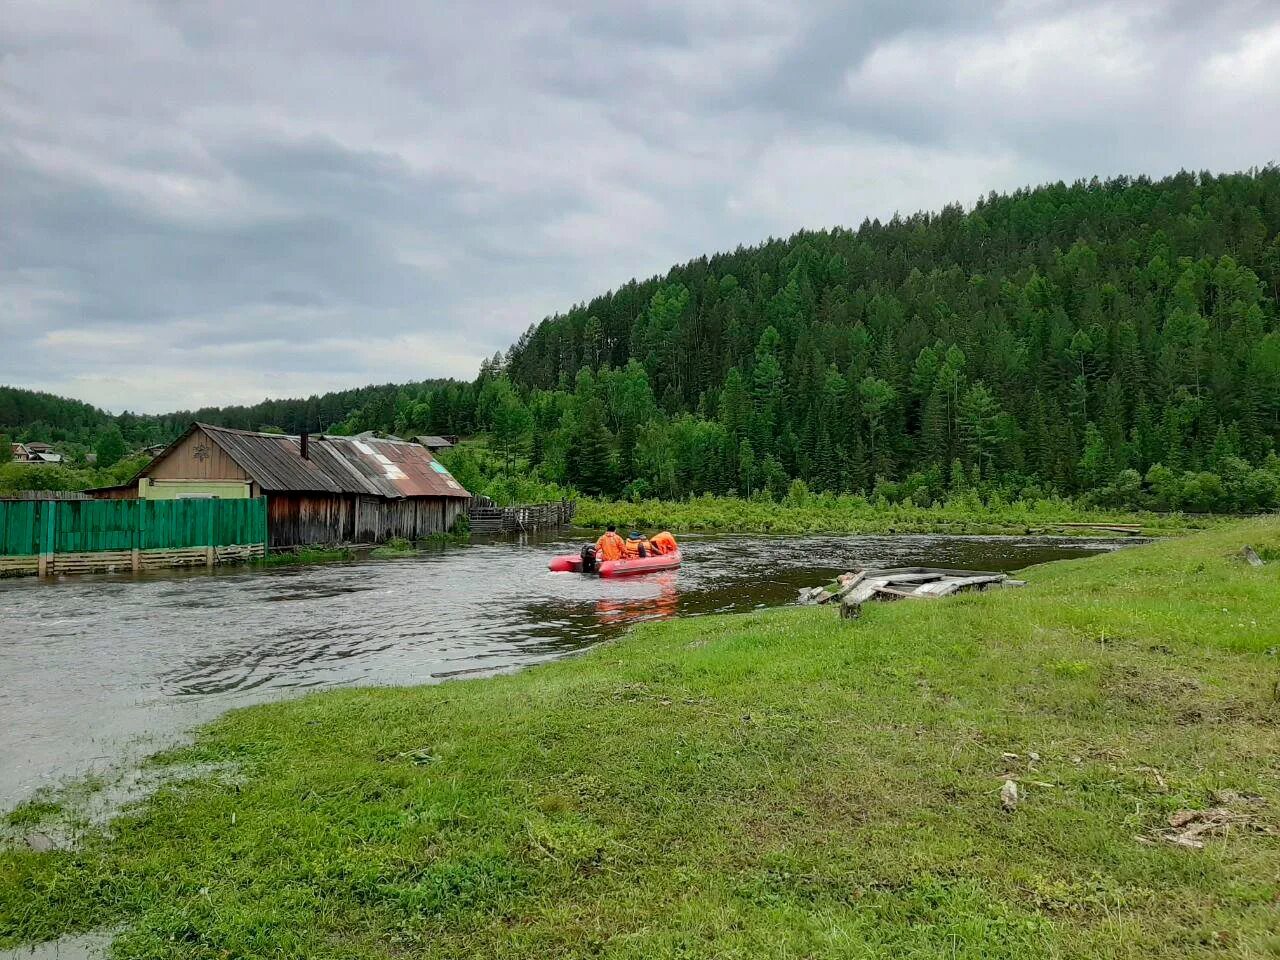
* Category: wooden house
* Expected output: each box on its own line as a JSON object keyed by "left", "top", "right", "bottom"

{"left": 10, "top": 442, "right": 62, "bottom": 463}
{"left": 413, "top": 435, "right": 456, "bottom": 452}
{"left": 108, "top": 423, "right": 471, "bottom": 548}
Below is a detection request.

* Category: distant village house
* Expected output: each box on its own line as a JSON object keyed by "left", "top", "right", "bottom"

{"left": 91, "top": 423, "right": 471, "bottom": 548}
{"left": 10, "top": 441, "right": 63, "bottom": 464}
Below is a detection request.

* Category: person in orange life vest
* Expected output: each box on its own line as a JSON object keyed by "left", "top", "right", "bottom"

{"left": 623, "top": 531, "right": 652, "bottom": 559}
{"left": 649, "top": 530, "right": 678, "bottom": 555}
{"left": 594, "top": 524, "right": 626, "bottom": 562}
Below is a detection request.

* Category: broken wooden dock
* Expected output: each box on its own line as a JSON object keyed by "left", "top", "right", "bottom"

{"left": 798, "top": 565, "right": 1027, "bottom": 619}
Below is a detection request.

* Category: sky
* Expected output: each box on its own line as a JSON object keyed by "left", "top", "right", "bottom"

{"left": 3, "top": 1, "right": 1279, "bottom": 414}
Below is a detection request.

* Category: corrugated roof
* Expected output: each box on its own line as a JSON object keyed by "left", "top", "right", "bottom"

{"left": 143, "top": 424, "right": 470, "bottom": 499}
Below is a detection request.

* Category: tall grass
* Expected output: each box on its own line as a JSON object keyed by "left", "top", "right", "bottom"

{"left": 577, "top": 491, "right": 1214, "bottom": 537}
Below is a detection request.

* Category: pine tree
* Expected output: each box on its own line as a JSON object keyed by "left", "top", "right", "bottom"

{"left": 958, "top": 382, "right": 1001, "bottom": 478}
{"left": 750, "top": 327, "right": 784, "bottom": 459}
{"left": 568, "top": 397, "right": 615, "bottom": 496}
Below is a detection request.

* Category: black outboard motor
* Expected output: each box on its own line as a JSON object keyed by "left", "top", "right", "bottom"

{"left": 580, "top": 543, "right": 598, "bottom": 573}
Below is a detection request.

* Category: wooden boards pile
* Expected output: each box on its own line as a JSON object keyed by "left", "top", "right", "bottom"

{"left": 798, "top": 566, "right": 1027, "bottom": 619}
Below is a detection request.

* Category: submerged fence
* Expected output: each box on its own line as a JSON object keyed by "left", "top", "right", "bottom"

{"left": 0, "top": 497, "right": 267, "bottom": 577}
{"left": 467, "top": 498, "right": 576, "bottom": 533}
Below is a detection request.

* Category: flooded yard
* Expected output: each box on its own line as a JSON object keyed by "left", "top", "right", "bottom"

{"left": 0, "top": 531, "right": 1131, "bottom": 808}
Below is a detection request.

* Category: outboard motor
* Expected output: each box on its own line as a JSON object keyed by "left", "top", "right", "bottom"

{"left": 579, "top": 543, "right": 598, "bottom": 573}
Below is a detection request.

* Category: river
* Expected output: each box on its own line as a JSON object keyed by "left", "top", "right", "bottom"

{"left": 0, "top": 531, "right": 1130, "bottom": 808}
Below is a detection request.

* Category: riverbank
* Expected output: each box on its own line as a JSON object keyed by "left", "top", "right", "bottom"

{"left": 4, "top": 520, "right": 1279, "bottom": 957}
{"left": 575, "top": 494, "right": 1219, "bottom": 538}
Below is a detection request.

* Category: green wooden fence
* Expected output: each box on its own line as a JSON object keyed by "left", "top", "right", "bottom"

{"left": 0, "top": 498, "right": 267, "bottom": 571}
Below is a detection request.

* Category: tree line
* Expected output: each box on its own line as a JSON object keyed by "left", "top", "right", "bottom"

{"left": 7, "top": 168, "right": 1280, "bottom": 512}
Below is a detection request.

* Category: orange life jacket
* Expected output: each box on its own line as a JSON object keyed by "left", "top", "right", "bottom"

{"left": 594, "top": 531, "right": 626, "bottom": 561}
{"left": 650, "top": 531, "right": 678, "bottom": 555}
{"left": 623, "top": 537, "right": 650, "bottom": 559}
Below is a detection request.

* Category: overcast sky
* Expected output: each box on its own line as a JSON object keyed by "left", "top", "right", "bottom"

{"left": 3, "top": 1, "right": 1279, "bottom": 413}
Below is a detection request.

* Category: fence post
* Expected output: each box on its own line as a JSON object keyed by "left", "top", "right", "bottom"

{"left": 138, "top": 499, "right": 148, "bottom": 572}
{"left": 131, "top": 499, "right": 141, "bottom": 573}
{"left": 206, "top": 501, "right": 215, "bottom": 568}
{"left": 37, "top": 501, "right": 55, "bottom": 577}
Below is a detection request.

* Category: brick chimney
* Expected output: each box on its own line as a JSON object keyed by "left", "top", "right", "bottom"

{"left": 300, "top": 431, "right": 310, "bottom": 460}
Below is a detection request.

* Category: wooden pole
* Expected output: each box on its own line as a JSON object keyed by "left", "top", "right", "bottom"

{"left": 37, "top": 501, "right": 55, "bottom": 578}
{"left": 132, "top": 498, "right": 141, "bottom": 572}
{"left": 206, "top": 502, "right": 215, "bottom": 569}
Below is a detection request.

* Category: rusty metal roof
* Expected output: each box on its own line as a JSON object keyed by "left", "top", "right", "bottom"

{"left": 145, "top": 424, "right": 470, "bottom": 499}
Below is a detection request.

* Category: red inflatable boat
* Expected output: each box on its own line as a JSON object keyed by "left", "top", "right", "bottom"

{"left": 548, "top": 549, "right": 682, "bottom": 578}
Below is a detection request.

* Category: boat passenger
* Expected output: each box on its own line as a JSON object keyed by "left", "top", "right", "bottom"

{"left": 594, "top": 524, "right": 626, "bottom": 562}
{"left": 649, "top": 530, "right": 678, "bottom": 555}
{"left": 623, "top": 531, "right": 651, "bottom": 559}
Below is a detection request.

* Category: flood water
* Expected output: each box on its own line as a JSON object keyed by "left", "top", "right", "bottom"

{"left": 0, "top": 531, "right": 1130, "bottom": 808}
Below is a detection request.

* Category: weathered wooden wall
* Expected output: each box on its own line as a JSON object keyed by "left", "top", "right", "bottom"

{"left": 355, "top": 496, "right": 466, "bottom": 543}
{"left": 268, "top": 493, "right": 354, "bottom": 548}
{"left": 267, "top": 494, "right": 466, "bottom": 548}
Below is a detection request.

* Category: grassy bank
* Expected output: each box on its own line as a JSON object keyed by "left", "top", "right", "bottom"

{"left": 257, "top": 546, "right": 356, "bottom": 567}
{"left": 577, "top": 493, "right": 1221, "bottom": 538}
{"left": 4, "top": 521, "right": 1280, "bottom": 957}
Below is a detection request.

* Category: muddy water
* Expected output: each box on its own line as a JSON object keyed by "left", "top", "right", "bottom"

{"left": 0, "top": 532, "right": 1129, "bottom": 808}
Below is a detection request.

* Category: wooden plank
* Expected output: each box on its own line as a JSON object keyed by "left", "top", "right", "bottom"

{"left": 915, "top": 580, "right": 963, "bottom": 597}
{"left": 872, "top": 586, "right": 925, "bottom": 601}
{"left": 949, "top": 575, "right": 1007, "bottom": 592}
{"left": 0, "top": 555, "right": 39, "bottom": 577}
{"left": 845, "top": 581, "right": 884, "bottom": 604}
{"left": 916, "top": 575, "right": 1007, "bottom": 596}
{"left": 832, "top": 571, "right": 868, "bottom": 602}
{"left": 872, "top": 573, "right": 945, "bottom": 586}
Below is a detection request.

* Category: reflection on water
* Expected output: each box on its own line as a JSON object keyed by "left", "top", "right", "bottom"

{"left": 0, "top": 531, "right": 1132, "bottom": 806}
{"left": 595, "top": 572, "right": 680, "bottom": 625}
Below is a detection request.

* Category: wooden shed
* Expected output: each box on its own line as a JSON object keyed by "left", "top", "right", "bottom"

{"left": 118, "top": 423, "right": 471, "bottom": 548}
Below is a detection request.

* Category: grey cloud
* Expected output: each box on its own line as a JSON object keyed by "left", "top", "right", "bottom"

{"left": 2, "top": 0, "right": 1279, "bottom": 412}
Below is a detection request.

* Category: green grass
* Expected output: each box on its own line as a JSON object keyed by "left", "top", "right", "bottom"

{"left": 258, "top": 546, "right": 355, "bottom": 567}
{"left": 578, "top": 494, "right": 1221, "bottom": 538}
{"left": 264, "top": 534, "right": 471, "bottom": 567}
{"left": 4, "top": 520, "right": 1280, "bottom": 957}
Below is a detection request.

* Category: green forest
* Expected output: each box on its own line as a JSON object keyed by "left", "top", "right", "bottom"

{"left": 417, "top": 168, "right": 1280, "bottom": 513}
{"left": 6, "top": 169, "right": 1280, "bottom": 512}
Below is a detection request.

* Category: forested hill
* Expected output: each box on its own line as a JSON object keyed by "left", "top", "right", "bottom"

{"left": 0, "top": 387, "right": 115, "bottom": 444}
{"left": 476, "top": 168, "right": 1280, "bottom": 509}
